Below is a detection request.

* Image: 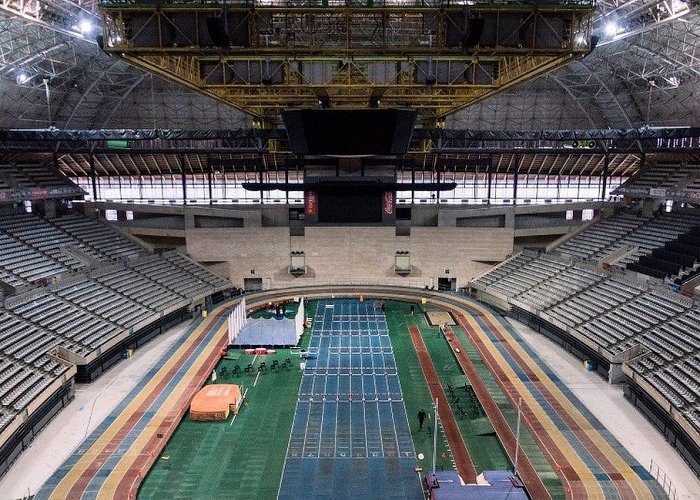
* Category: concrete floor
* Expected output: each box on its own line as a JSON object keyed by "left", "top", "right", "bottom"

{"left": 509, "top": 318, "right": 700, "bottom": 500}
{"left": 0, "top": 323, "right": 187, "bottom": 500}
{"left": 2, "top": 313, "right": 699, "bottom": 500}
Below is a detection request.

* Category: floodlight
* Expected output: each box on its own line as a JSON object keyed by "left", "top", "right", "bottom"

{"left": 79, "top": 19, "right": 93, "bottom": 35}
{"left": 605, "top": 21, "right": 618, "bottom": 37}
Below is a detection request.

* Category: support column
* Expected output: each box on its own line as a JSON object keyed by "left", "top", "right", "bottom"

{"left": 411, "top": 160, "right": 416, "bottom": 205}
{"left": 207, "top": 154, "right": 213, "bottom": 205}
{"left": 601, "top": 152, "right": 609, "bottom": 201}
{"left": 486, "top": 156, "right": 493, "bottom": 205}
{"left": 89, "top": 151, "right": 97, "bottom": 202}
{"left": 436, "top": 163, "right": 440, "bottom": 204}
{"left": 181, "top": 169, "right": 187, "bottom": 205}
{"left": 259, "top": 155, "right": 265, "bottom": 204}
{"left": 608, "top": 363, "right": 626, "bottom": 384}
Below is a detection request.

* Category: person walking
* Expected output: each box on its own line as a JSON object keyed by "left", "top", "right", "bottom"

{"left": 418, "top": 408, "right": 427, "bottom": 431}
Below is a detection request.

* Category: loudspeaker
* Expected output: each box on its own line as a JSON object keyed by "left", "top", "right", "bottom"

{"left": 462, "top": 19, "right": 485, "bottom": 50}
{"left": 206, "top": 18, "right": 230, "bottom": 47}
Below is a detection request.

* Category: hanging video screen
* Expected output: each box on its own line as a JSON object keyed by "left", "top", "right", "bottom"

{"left": 282, "top": 109, "right": 416, "bottom": 155}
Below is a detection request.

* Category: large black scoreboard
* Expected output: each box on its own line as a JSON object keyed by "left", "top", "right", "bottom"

{"left": 282, "top": 109, "right": 416, "bottom": 156}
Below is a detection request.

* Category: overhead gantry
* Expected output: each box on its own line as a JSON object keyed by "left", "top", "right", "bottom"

{"left": 98, "top": 0, "right": 594, "bottom": 126}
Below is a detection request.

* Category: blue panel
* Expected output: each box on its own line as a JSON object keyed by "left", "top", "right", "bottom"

{"left": 325, "top": 374, "right": 338, "bottom": 396}
{"left": 338, "top": 374, "right": 350, "bottom": 397}
{"left": 387, "top": 374, "right": 402, "bottom": 399}
{"left": 320, "top": 402, "right": 338, "bottom": 458}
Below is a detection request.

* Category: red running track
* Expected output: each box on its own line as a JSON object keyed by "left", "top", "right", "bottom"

{"left": 408, "top": 326, "right": 478, "bottom": 484}
{"left": 440, "top": 325, "right": 553, "bottom": 500}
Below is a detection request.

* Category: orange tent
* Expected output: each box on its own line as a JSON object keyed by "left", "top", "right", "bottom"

{"left": 189, "top": 384, "right": 243, "bottom": 421}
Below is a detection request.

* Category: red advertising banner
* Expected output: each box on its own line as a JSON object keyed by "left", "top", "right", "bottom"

{"left": 383, "top": 191, "right": 394, "bottom": 216}
{"left": 305, "top": 191, "right": 318, "bottom": 216}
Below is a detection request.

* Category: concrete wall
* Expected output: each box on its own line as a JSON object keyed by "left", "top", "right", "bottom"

{"left": 186, "top": 226, "right": 512, "bottom": 289}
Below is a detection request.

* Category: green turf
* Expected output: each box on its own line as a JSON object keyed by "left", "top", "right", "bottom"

{"left": 384, "top": 301, "right": 453, "bottom": 473}
{"left": 385, "top": 301, "right": 511, "bottom": 474}
{"left": 139, "top": 299, "right": 563, "bottom": 499}
{"left": 138, "top": 302, "right": 316, "bottom": 500}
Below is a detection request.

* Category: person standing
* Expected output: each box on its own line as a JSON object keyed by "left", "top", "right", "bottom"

{"left": 418, "top": 408, "right": 427, "bottom": 431}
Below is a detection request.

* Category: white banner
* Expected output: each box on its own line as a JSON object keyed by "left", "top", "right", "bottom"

{"left": 228, "top": 298, "right": 247, "bottom": 344}
{"left": 295, "top": 297, "right": 305, "bottom": 341}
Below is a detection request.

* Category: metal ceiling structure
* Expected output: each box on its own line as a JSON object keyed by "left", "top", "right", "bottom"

{"left": 0, "top": 1, "right": 698, "bottom": 132}
{"left": 49, "top": 150, "right": 644, "bottom": 179}
{"left": 96, "top": 0, "right": 594, "bottom": 125}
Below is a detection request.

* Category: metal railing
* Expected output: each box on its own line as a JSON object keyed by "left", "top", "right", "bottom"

{"left": 649, "top": 459, "right": 677, "bottom": 500}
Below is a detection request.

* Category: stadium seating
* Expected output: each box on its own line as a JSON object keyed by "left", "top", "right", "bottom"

{"left": 556, "top": 213, "right": 645, "bottom": 259}
{"left": 130, "top": 256, "right": 214, "bottom": 299}
{"left": 0, "top": 208, "right": 232, "bottom": 454}
{"left": 471, "top": 210, "right": 700, "bottom": 434}
{"left": 49, "top": 214, "right": 146, "bottom": 260}
{"left": 608, "top": 211, "right": 700, "bottom": 266}
{"left": 515, "top": 266, "right": 604, "bottom": 311}
{"left": 552, "top": 209, "right": 700, "bottom": 283}
{"left": 93, "top": 267, "right": 185, "bottom": 312}
{"left": 0, "top": 163, "right": 85, "bottom": 202}
{"left": 614, "top": 163, "right": 700, "bottom": 201}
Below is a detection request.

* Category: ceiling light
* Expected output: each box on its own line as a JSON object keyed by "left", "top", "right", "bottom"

{"left": 79, "top": 19, "right": 93, "bottom": 35}
{"left": 605, "top": 21, "right": 618, "bottom": 37}
{"left": 16, "top": 72, "right": 29, "bottom": 84}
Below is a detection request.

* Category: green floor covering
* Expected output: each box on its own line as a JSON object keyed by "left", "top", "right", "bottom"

{"left": 138, "top": 302, "right": 316, "bottom": 500}
{"left": 383, "top": 302, "right": 452, "bottom": 473}
{"left": 385, "top": 301, "right": 512, "bottom": 474}
{"left": 138, "top": 299, "right": 563, "bottom": 499}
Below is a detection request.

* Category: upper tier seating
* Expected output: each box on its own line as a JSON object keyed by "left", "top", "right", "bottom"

{"left": 0, "top": 232, "right": 66, "bottom": 283}
{"left": 614, "top": 163, "right": 700, "bottom": 200}
{"left": 0, "top": 164, "right": 84, "bottom": 202}
{"left": 556, "top": 214, "right": 645, "bottom": 259}
{"left": 601, "top": 212, "right": 700, "bottom": 266}
{"left": 49, "top": 214, "right": 146, "bottom": 260}
{"left": 0, "top": 213, "right": 100, "bottom": 272}
{"left": 553, "top": 210, "right": 700, "bottom": 273}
